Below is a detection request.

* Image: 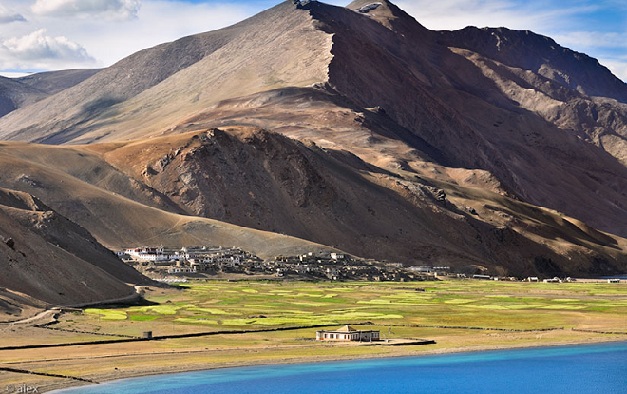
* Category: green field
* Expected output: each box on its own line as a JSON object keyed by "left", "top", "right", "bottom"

{"left": 76, "top": 280, "right": 627, "bottom": 335}
{"left": 3, "top": 279, "right": 626, "bottom": 392}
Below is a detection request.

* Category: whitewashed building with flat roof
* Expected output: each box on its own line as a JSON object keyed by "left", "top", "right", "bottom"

{"left": 316, "top": 325, "right": 380, "bottom": 342}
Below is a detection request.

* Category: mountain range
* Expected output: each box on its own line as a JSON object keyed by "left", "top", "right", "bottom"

{"left": 1, "top": 0, "right": 626, "bottom": 317}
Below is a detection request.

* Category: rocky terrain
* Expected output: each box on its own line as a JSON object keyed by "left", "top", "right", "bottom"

{"left": 0, "top": 187, "right": 143, "bottom": 320}
{"left": 0, "top": 0, "right": 626, "bottom": 312}
{"left": 0, "top": 69, "right": 97, "bottom": 118}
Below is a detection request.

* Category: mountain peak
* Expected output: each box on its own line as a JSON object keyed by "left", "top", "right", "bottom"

{"left": 0, "top": 0, "right": 626, "bottom": 280}
{"left": 437, "top": 26, "right": 627, "bottom": 102}
{"left": 346, "top": 0, "right": 428, "bottom": 33}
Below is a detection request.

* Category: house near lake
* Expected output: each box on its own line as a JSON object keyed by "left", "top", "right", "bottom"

{"left": 316, "top": 325, "right": 380, "bottom": 342}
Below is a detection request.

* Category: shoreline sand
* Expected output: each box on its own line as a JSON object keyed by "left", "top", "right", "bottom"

{"left": 37, "top": 335, "right": 626, "bottom": 393}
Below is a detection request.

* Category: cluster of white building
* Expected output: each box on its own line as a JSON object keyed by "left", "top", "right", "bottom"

{"left": 120, "top": 246, "right": 254, "bottom": 274}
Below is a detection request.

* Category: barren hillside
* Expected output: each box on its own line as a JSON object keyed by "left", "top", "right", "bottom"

{"left": 0, "top": 70, "right": 97, "bottom": 118}
{"left": 0, "top": 142, "right": 329, "bottom": 259}
{"left": 0, "top": 0, "right": 625, "bottom": 285}
{"left": 100, "top": 128, "right": 627, "bottom": 277}
{"left": 0, "top": 76, "right": 47, "bottom": 118}
{"left": 16, "top": 69, "right": 99, "bottom": 96}
{"left": 0, "top": 187, "right": 143, "bottom": 320}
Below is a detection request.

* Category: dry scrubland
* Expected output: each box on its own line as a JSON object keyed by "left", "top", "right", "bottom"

{"left": 1, "top": 279, "right": 626, "bottom": 392}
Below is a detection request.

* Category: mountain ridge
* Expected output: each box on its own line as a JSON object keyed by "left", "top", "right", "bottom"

{"left": 0, "top": 0, "right": 625, "bottom": 295}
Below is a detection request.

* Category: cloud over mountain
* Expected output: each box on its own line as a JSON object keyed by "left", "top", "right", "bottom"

{"left": 31, "top": 0, "right": 141, "bottom": 20}
{"left": 0, "top": 29, "right": 95, "bottom": 69}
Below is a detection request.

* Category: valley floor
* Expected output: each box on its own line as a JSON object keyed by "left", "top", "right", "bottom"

{"left": 1, "top": 280, "right": 625, "bottom": 393}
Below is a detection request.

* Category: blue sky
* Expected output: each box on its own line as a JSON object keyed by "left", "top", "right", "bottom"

{"left": 0, "top": 0, "right": 625, "bottom": 81}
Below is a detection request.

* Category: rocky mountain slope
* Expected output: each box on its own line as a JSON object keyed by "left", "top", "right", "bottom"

{"left": 0, "top": 187, "right": 143, "bottom": 320}
{"left": 0, "top": 3, "right": 331, "bottom": 144}
{"left": 0, "top": 70, "right": 96, "bottom": 118}
{"left": 0, "top": 76, "right": 47, "bottom": 118}
{"left": 102, "top": 127, "right": 627, "bottom": 277}
{"left": 16, "top": 69, "right": 100, "bottom": 96}
{"left": 0, "top": 142, "right": 330, "bottom": 258}
{"left": 0, "top": 0, "right": 625, "bottom": 287}
{"left": 0, "top": 139, "right": 332, "bottom": 316}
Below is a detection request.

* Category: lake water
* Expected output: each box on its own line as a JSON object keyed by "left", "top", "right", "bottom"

{"left": 56, "top": 342, "right": 627, "bottom": 394}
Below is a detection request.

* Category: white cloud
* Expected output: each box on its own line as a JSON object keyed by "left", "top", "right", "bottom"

{"left": 0, "top": 5, "right": 26, "bottom": 23}
{"left": 0, "top": 71, "right": 32, "bottom": 78}
{"left": 31, "top": 0, "right": 141, "bottom": 20}
{"left": 0, "top": 29, "right": 96, "bottom": 70}
{"left": 43, "top": 1, "right": 255, "bottom": 69}
{"left": 553, "top": 31, "right": 627, "bottom": 51}
{"left": 394, "top": 0, "right": 595, "bottom": 33}
{"left": 599, "top": 57, "right": 627, "bottom": 83}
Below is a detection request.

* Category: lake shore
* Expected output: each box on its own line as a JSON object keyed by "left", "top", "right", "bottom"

{"left": 47, "top": 336, "right": 627, "bottom": 393}
{"left": 9, "top": 332, "right": 625, "bottom": 393}
{"left": 1, "top": 279, "right": 625, "bottom": 393}
{"left": 52, "top": 340, "right": 627, "bottom": 394}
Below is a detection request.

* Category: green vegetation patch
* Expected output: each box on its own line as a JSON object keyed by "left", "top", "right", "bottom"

{"left": 84, "top": 308, "right": 127, "bottom": 320}
{"left": 129, "top": 304, "right": 181, "bottom": 315}
{"left": 185, "top": 307, "right": 230, "bottom": 315}
{"left": 129, "top": 314, "right": 160, "bottom": 322}
{"left": 175, "top": 318, "right": 220, "bottom": 325}
{"left": 76, "top": 280, "right": 626, "bottom": 334}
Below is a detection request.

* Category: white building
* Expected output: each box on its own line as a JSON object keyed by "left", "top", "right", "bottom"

{"left": 316, "top": 325, "right": 380, "bottom": 342}
{"left": 125, "top": 246, "right": 173, "bottom": 263}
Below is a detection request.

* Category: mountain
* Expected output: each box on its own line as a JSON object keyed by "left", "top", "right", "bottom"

{"left": 0, "top": 141, "right": 330, "bottom": 258}
{"left": 0, "top": 187, "right": 143, "bottom": 320}
{"left": 435, "top": 27, "right": 627, "bottom": 166}
{"left": 0, "top": 3, "right": 330, "bottom": 144}
{"left": 0, "top": 70, "right": 97, "bottom": 118}
{"left": 0, "top": 76, "right": 46, "bottom": 118}
{"left": 0, "top": 139, "right": 332, "bottom": 316}
{"left": 0, "top": 0, "right": 625, "bottom": 283}
{"left": 102, "top": 127, "right": 627, "bottom": 277}
{"left": 16, "top": 69, "right": 100, "bottom": 96}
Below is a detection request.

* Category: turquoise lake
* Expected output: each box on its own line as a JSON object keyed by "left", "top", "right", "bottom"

{"left": 56, "top": 342, "right": 627, "bottom": 393}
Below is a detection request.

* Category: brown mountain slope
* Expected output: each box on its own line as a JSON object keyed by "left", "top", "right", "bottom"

{"left": 0, "top": 1, "right": 329, "bottom": 144}
{"left": 0, "top": 130, "right": 623, "bottom": 278}
{"left": 0, "top": 76, "right": 47, "bottom": 117}
{"left": 100, "top": 127, "right": 627, "bottom": 277}
{"left": 0, "top": 0, "right": 624, "bottom": 278}
{"left": 306, "top": 2, "right": 627, "bottom": 238}
{"left": 118, "top": 1, "right": 625, "bottom": 240}
{"left": 436, "top": 27, "right": 627, "bottom": 167}
{"left": 436, "top": 27, "right": 627, "bottom": 103}
{"left": 0, "top": 187, "right": 143, "bottom": 319}
{"left": 0, "top": 70, "right": 97, "bottom": 118}
{"left": 0, "top": 0, "right": 622, "bottom": 239}
{"left": 16, "top": 69, "right": 100, "bottom": 96}
{"left": 0, "top": 142, "right": 330, "bottom": 258}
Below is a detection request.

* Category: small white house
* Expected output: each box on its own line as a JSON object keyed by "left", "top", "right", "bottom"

{"left": 316, "top": 325, "right": 380, "bottom": 342}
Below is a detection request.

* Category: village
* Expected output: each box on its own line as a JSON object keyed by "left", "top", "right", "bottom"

{"left": 118, "top": 246, "right": 443, "bottom": 282}
{"left": 118, "top": 246, "right": 624, "bottom": 284}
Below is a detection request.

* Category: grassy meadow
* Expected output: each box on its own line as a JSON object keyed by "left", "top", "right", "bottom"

{"left": 77, "top": 280, "right": 627, "bottom": 333}
{"left": 1, "top": 279, "right": 626, "bottom": 392}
